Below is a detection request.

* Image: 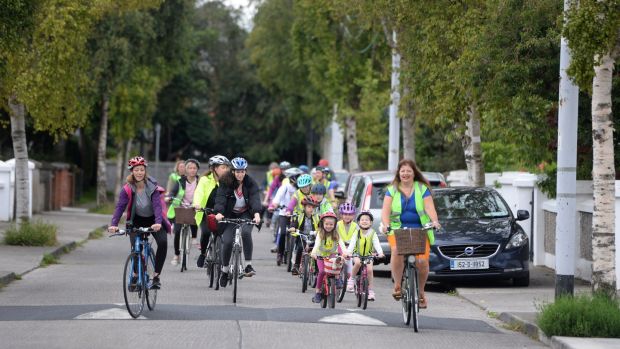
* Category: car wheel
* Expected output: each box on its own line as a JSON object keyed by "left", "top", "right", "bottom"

{"left": 512, "top": 273, "right": 530, "bottom": 287}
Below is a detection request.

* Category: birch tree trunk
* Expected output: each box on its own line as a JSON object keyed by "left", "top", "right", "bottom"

{"left": 462, "top": 103, "right": 485, "bottom": 186}
{"left": 591, "top": 47, "right": 618, "bottom": 295}
{"left": 345, "top": 115, "right": 360, "bottom": 172}
{"left": 96, "top": 93, "right": 109, "bottom": 206}
{"left": 114, "top": 139, "right": 132, "bottom": 201}
{"left": 8, "top": 95, "right": 30, "bottom": 224}
{"left": 401, "top": 86, "right": 416, "bottom": 161}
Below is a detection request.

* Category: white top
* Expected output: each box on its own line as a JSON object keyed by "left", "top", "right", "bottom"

{"left": 272, "top": 183, "right": 296, "bottom": 214}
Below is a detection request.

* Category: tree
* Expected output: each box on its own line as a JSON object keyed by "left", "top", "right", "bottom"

{"left": 564, "top": 0, "right": 620, "bottom": 294}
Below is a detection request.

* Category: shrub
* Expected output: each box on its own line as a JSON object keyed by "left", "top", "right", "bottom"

{"left": 4, "top": 220, "right": 58, "bottom": 246}
{"left": 537, "top": 293, "right": 620, "bottom": 338}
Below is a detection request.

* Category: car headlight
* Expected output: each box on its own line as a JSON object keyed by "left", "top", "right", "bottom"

{"left": 506, "top": 231, "right": 528, "bottom": 249}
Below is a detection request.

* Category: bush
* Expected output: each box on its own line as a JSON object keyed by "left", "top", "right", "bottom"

{"left": 4, "top": 220, "right": 58, "bottom": 246}
{"left": 537, "top": 293, "right": 620, "bottom": 338}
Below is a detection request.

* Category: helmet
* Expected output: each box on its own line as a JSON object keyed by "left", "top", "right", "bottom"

{"left": 314, "top": 166, "right": 325, "bottom": 172}
{"left": 279, "top": 161, "right": 291, "bottom": 170}
{"left": 268, "top": 162, "right": 278, "bottom": 170}
{"left": 299, "top": 165, "right": 309, "bottom": 173}
{"left": 271, "top": 168, "right": 282, "bottom": 177}
{"left": 321, "top": 166, "right": 331, "bottom": 173}
{"left": 128, "top": 156, "right": 148, "bottom": 170}
{"left": 319, "top": 211, "right": 338, "bottom": 224}
{"left": 231, "top": 157, "right": 248, "bottom": 170}
{"left": 318, "top": 159, "right": 329, "bottom": 167}
{"left": 356, "top": 210, "right": 374, "bottom": 222}
{"left": 338, "top": 202, "right": 356, "bottom": 215}
{"left": 311, "top": 183, "right": 326, "bottom": 195}
{"left": 184, "top": 158, "right": 201, "bottom": 169}
{"left": 208, "top": 155, "right": 230, "bottom": 167}
{"left": 296, "top": 174, "right": 312, "bottom": 188}
{"left": 302, "top": 196, "right": 320, "bottom": 207}
{"left": 284, "top": 167, "right": 303, "bottom": 178}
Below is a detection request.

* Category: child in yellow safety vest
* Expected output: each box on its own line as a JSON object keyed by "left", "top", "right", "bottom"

{"left": 288, "top": 196, "right": 320, "bottom": 276}
{"left": 337, "top": 202, "right": 358, "bottom": 282}
{"left": 346, "top": 210, "right": 384, "bottom": 301}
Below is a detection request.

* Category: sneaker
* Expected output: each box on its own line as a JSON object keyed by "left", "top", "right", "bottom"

{"left": 244, "top": 265, "right": 256, "bottom": 277}
{"left": 368, "top": 289, "right": 375, "bottom": 301}
{"left": 346, "top": 278, "right": 355, "bottom": 293}
{"left": 170, "top": 255, "right": 179, "bottom": 266}
{"left": 276, "top": 254, "right": 282, "bottom": 266}
{"left": 270, "top": 245, "right": 278, "bottom": 253}
{"left": 219, "top": 272, "right": 229, "bottom": 288}
{"left": 150, "top": 276, "right": 161, "bottom": 290}
{"left": 312, "top": 293, "right": 322, "bottom": 303}
{"left": 197, "top": 254, "right": 206, "bottom": 268}
{"left": 291, "top": 265, "right": 299, "bottom": 275}
{"left": 336, "top": 277, "right": 344, "bottom": 289}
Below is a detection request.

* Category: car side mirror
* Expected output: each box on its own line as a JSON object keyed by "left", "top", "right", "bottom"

{"left": 516, "top": 210, "right": 530, "bottom": 221}
{"left": 335, "top": 191, "right": 345, "bottom": 199}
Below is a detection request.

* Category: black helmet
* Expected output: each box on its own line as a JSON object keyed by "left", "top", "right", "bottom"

{"left": 356, "top": 210, "right": 374, "bottom": 222}
{"left": 184, "top": 158, "right": 201, "bottom": 169}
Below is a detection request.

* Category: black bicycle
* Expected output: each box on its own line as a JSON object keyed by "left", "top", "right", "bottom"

{"left": 110, "top": 226, "right": 158, "bottom": 319}
{"left": 219, "top": 218, "right": 259, "bottom": 303}
{"left": 289, "top": 228, "right": 317, "bottom": 293}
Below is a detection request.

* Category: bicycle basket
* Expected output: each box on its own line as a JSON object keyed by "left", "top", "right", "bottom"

{"left": 324, "top": 256, "right": 343, "bottom": 275}
{"left": 394, "top": 228, "right": 427, "bottom": 255}
{"left": 174, "top": 207, "right": 196, "bottom": 225}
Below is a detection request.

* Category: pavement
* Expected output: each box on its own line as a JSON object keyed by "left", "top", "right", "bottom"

{"left": 0, "top": 210, "right": 618, "bottom": 349}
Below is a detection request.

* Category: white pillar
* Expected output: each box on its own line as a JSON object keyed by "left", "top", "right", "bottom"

{"left": 329, "top": 104, "right": 344, "bottom": 170}
{"left": 554, "top": 0, "right": 579, "bottom": 297}
{"left": 388, "top": 30, "right": 401, "bottom": 171}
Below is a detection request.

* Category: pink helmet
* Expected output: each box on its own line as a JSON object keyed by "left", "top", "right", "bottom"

{"left": 338, "top": 202, "right": 356, "bottom": 215}
{"left": 127, "top": 156, "right": 148, "bottom": 170}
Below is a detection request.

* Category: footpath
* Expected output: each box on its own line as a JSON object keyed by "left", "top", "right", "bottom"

{"left": 456, "top": 267, "right": 620, "bottom": 349}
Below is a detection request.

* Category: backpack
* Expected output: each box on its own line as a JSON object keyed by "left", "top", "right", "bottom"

{"left": 123, "top": 182, "right": 171, "bottom": 234}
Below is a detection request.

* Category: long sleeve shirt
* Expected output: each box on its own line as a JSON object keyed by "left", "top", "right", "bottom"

{"left": 346, "top": 229, "right": 383, "bottom": 256}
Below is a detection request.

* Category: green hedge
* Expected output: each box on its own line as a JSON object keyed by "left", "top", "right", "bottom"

{"left": 4, "top": 220, "right": 58, "bottom": 246}
{"left": 537, "top": 293, "right": 620, "bottom": 338}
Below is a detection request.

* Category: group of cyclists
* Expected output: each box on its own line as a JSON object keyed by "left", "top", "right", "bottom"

{"left": 109, "top": 155, "right": 438, "bottom": 309}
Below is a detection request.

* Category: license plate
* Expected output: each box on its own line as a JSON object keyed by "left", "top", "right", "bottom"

{"left": 450, "top": 258, "right": 489, "bottom": 270}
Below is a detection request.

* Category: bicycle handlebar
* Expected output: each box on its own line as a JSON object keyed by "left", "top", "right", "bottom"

{"left": 109, "top": 227, "right": 155, "bottom": 237}
{"left": 219, "top": 218, "right": 258, "bottom": 226}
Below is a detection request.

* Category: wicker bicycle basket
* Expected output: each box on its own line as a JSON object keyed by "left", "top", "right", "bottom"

{"left": 393, "top": 228, "right": 427, "bottom": 255}
{"left": 174, "top": 207, "right": 196, "bottom": 225}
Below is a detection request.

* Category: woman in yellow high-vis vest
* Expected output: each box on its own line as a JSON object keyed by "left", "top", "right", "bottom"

{"left": 381, "top": 159, "right": 441, "bottom": 309}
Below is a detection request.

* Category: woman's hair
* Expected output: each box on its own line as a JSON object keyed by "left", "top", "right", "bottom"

{"left": 391, "top": 158, "right": 431, "bottom": 190}
{"left": 126, "top": 168, "right": 148, "bottom": 185}
{"left": 174, "top": 160, "right": 184, "bottom": 174}
{"left": 219, "top": 170, "right": 239, "bottom": 188}
{"left": 318, "top": 218, "right": 338, "bottom": 242}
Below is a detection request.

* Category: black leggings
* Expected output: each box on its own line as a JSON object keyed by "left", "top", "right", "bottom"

{"left": 130, "top": 215, "right": 167, "bottom": 274}
{"left": 277, "top": 215, "right": 291, "bottom": 255}
{"left": 173, "top": 223, "right": 198, "bottom": 255}
{"left": 221, "top": 212, "right": 253, "bottom": 267}
{"left": 200, "top": 219, "right": 211, "bottom": 255}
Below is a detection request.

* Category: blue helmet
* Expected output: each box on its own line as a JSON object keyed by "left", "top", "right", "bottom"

{"left": 299, "top": 165, "right": 309, "bottom": 173}
{"left": 231, "top": 157, "right": 248, "bottom": 170}
{"left": 296, "top": 174, "right": 312, "bottom": 188}
{"left": 311, "top": 183, "right": 326, "bottom": 195}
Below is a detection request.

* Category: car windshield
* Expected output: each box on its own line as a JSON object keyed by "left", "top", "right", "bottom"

{"left": 370, "top": 183, "right": 389, "bottom": 209}
{"left": 334, "top": 172, "right": 349, "bottom": 186}
{"left": 434, "top": 190, "right": 511, "bottom": 220}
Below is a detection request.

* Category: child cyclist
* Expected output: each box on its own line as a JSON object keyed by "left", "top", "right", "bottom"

{"left": 310, "top": 212, "right": 349, "bottom": 303}
{"left": 346, "top": 210, "right": 384, "bottom": 301}
{"left": 337, "top": 202, "right": 358, "bottom": 291}
{"left": 310, "top": 184, "right": 333, "bottom": 214}
{"left": 288, "top": 196, "right": 320, "bottom": 275}
{"left": 285, "top": 174, "right": 313, "bottom": 217}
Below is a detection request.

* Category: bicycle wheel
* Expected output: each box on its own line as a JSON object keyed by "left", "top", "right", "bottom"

{"left": 146, "top": 249, "right": 157, "bottom": 311}
{"left": 301, "top": 255, "right": 309, "bottom": 293}
{"left": 232, "top": 248, "right": 240, "bottom": 303}
{"left": 214, "top": 237, "right": 222, "bottom": 291}
{"left": 411, "top": 266, "right": 419, "bottom": 332}
{"left": 180, "top": 227, "right": 188, "bottom": 272}
{"left": 356, "top": 277, "right": 362, "bottom": 307}
{"left": 310, "top": 259, "right": 317, "bottom": 288}
{"left": 337, "top": 272, "right": 346, "bottom": 303}
{"left": 286, "top": 236, "right": 294, "bottom": 272}
{"left": 321, "top": 279, "right": 328, "bottom": 309}
{"left": 401, "top": 264, "right": 412, "bottom": 325}
{"left": 362, "top": 277, "right": 369, "bottom": 310}
{"left": 328, "top": 277, "right": 336, "bottom": 309}
{"left": 123, "top": 253, "right": 145, "bottom": 319}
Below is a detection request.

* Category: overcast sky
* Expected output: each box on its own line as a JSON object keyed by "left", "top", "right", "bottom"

{"left": 220, "top": 0, "right": 257, "bottom": 30}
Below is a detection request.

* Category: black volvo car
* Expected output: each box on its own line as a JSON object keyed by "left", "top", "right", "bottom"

{"left": 429, "top": 187, "right": 530, "bottom": 286}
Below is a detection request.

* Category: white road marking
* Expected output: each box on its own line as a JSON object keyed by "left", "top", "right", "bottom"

{"left": 74, "top": 308, "right": 147, "bottom": 320}
{"left": 318, "top": 312, "right": 386, "bottom": 326}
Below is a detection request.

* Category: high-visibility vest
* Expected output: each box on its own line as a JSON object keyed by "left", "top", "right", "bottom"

{"left": 193, "top": 173, "right": 218, "bottom": 225}
{"left": 318, "top": 235, "right": 338, "bottom": 257}
{"left": 354, "top": 229, "right": 377, "bottom": 256}
{"left": 337, "top": 221, "right": 358, "bottom": 244}
{"left": 386, "top": 181, "right": 434, "bottom": 244}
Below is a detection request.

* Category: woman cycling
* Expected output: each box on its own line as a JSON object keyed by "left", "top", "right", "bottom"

{"left": 194, "top": 155, "right": 231, "bottom": 268}
{"left": 381, "top": 159, "right": 440, "bottom": 309}
{"left": 214, "top": 157, "right": 262, "bottom": 287}
{"left": 168, "top": 159, "right": 200, "bottom": 265}
{"left": 109, "top": 156, "right": 168, "bottom": 290}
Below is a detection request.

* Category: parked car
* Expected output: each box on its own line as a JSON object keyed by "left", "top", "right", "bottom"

{"left": 423, "top": 171, "right": 448, "bottom": 188}
{"left": 428, "top": 187, "right": 530, "bottom": 286}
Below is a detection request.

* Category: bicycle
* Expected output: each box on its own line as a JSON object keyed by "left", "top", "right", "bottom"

{"left": 317, "top": 255, "right": 343, "bottom": 309}
{"left": 196, "top": 208, "right": 221, "bottom": 289}
{"left": 279, "top": 212, "right": 296, "bottom": 269}
{"left": 219, "top": 217, "right": 259, "bottom": 303}
{"left": 336, "top": 243, "right": 351, "bottom": 303}
{"left": 173, "top": 203, "right": 197, "bottom": 272}
{"left": 110, "top": 226, "right": 158, "bottom": 319}
{"left": 352, "top": 254, "right": 376, "bottom": 310}
{"left": 289, "top": 228, "right": 317, "bottom": 293}
{"left": 393, "top": 223, "right": 434, "bottom": 332}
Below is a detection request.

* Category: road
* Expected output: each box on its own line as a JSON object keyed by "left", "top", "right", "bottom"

{"left": 0, "top": 224, "right": 546, "bottom": 348}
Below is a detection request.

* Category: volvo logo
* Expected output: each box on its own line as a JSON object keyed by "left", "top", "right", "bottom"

{"left": 464, "top": 246, "right": 475, "bottom": 256}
